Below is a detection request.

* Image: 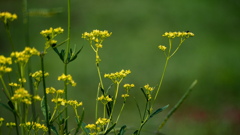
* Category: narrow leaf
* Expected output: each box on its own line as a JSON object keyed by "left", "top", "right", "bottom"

{"left": 158, "top": 80, "right": 198, "bottom": 130}
{"left": 81, "top": 122, "right": 90, "bottom": 134}
{"left": 69, "top": 46, "right": 83, "bottom": 62}
{"left": 104, "top": 123, "right": 116, "bottom": 135}
{"left": 133, "top": 130, "right": 138, "bottom": 135}
{"left": 118, "top": 125, "right": 127, "bottom": 135}
{"left": 0, "top": 102, "right": 14, "bottom": 113}
{"left": 150, "top": 104, "right": 169, "bottom": 118}
{"left": 50, "top": 125, "right": 59, "bottom": 135}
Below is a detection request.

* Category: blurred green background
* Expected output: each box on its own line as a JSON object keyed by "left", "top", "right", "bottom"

{"left": 1, "top": 0, "right": 240, "bottom": 134}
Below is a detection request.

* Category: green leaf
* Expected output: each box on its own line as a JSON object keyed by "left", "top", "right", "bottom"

{"left": 133, "top": 97, "right": 142, "bottom": 121}
{"left": 104, "top": 123, "right": 116, "bottom": 135}
{"left": 74, "top": 109, "right": 85, "bottom": 135}
{"left": 69, "top": 46, "right": 83, "bottom": 62}
{"left": 118, "top": 125, "right": 127, "bottom": 135}
{"left": 0, "top": 102, "right": 14, "bottom": 113}
{"left": 41, "top": 97, "right": 50, "bottom": 120}
{"left": 50, "top": 125, "right": 59, "bottom": 135}
{"left": 158, "top": 80, "right": 198, "bottom": 130}
{"left": 81, "top": 122, "right": 90, "bottom": 134}
{"left": 106, "top": 97, "right": 113, "bottom": 117}
{"left": 149, "top": 104, "right": 169, "bottom": 118}
{"left": 133, "top": 130, "right": 138, "bottom": 135}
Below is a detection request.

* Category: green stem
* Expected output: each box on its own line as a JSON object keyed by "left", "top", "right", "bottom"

{"left": 95, "top": 83, "right": 101, "bottom": 120}
{"left": 40, "top": 53, "right": 51, "bottom": 135}
{"left": 153, "top": 56, "right": 169, "bottom": 105}
{"left": 4, "top": 23, "right": 15, "bottom": 51}
{"left": 0, "top": 77, "right": 11, "bottom": 99}
{"left": 63, "top": 0, "right": 71, "bottom": 133}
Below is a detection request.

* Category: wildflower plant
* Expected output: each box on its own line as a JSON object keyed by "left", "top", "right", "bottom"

{"left": 0, "top": 1, "right": 198, "bottom": 135}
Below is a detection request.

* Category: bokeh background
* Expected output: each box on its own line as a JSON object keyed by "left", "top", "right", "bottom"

{"left": 1, "top": 0, "right": 240, "bottom": 134}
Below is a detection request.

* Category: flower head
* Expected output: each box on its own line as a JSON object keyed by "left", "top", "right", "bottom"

{"left": 0, "top": 55, "right": 12, "bottom": 76}
{"left": 158, "top": 45, "right": 167, "bottom": 51}
{"left": 11, "top": 47, "right": 40, "bottom": 65}
{"left": 0, "top": 12, "right": 17, "bottom": 24}
{"left": 162, "top": 31, "right": 194, "bottom": 39}
{"left": 58, "top": 74, "right": 76, "bottom": 86}
{"left": 104, "top": 69, "right": 131, "bottom": 83}
{"left": 11, "top": 88, "right": 32, "bottom": 104}
{"left": 98, "top": 95, "right": 112, "bottom": 104}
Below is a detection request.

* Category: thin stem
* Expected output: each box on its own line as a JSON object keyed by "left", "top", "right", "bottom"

{"left": 40, "top": 53, "right": 51, "bottom": 135}
{"left": 95, "top": 83, "right": 101, "bottom": 120}
{"left": 96, "top": 62, "right": 104, "bottom": 90}
{"left": 4, "top": 23, "right": 15, "bottom": 51}
{"left": 63, "top": 0, "right": 71, "bottom": 133}
{"left": 0, "top": 77, "right": 11, "bottom": 99}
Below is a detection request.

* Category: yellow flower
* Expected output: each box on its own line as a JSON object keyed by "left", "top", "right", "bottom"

{"left": 0, "top": 12, "right": 17, "bottom": 24}
{"left": 95, "top": 118, "right": 110, "bottom": 125}
{"left": 51, "top": 98, "right": 67, "bottom": 106}
{"left": 121, "top": 94, "right": 129, "bottom": 98}
{"left": 104, "top": 69, "right": 131, "bottom": 83}
{"left": 67, "top": 100, "right": 83, "bottom": 107}
{"left": 6, "top": 122, "right": 16, "bottom": 127}
{"left": 33, "top": 95, "right": 42, "bottom": 101}
{"left": 11, "top": 88, "right": 32, "bottom": 104}
{"left": 158, "top": 45, "right": 167, "bottom": 51}
{"left": 162, "top": 31, "right": 194, "bottom": 39}
{"left": 58, "top": 74, "right": 76, "bottom": 86}
{"left": 144, "top": 84, "right": 154, "bottom": 92}
{"left": 98, "top": 95, "right": 112, "bottom": 104}
{"left": 0, "top": 55, "right": 12, "bottom": 76}
{"left": 123, "top": 83, "right": 135, "bottom": 90}
{"left": 9, "top": 82, "right": 20, "bottom": 87}
{"left": 46, "top": 87, "right": 56, "bottom": 94}
{"left": 11, "top": 47, "right": 40, "bottom": 64}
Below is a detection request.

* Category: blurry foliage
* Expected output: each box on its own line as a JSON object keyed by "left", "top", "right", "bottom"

{"left": 1, "top": 0, "right": 240, "bottom": 134}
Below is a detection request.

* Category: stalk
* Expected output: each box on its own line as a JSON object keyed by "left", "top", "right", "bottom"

{"left": 40, "top": 53, "right": 51, "bottom": 135}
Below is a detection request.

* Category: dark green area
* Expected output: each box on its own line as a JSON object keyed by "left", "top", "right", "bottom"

{"left": 1, "top": 0, "right": 240, "bottom": 134}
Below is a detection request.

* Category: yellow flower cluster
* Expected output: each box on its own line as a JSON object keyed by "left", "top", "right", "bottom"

{"left": 0, "top": 55, "right": 12, "bottom": 76}
{"left": 95, "top": 117, "right": 110, "bottom": 125}
{"left": 51, "top": 98, "right": 66, "bottom": 106}
{"left": 98, "top": 95, "right": 112, "bottom": 104}
{"left": 11, "top": 88, "right": 32, "bottom": 104}
{"left": 85, "top": 117, "right": 110, "bottom": 134}
{"left": 158, "top": 45, "right": 167, "bottom": 51}
{"left": 121, "top": 94, "right": 129, "bottom": 98}
{"left": 162, "top": 31, "right": 194, "bottom": 39}
{"left": 40, "top": 27, "right": 64, "bottom": 39}
{"left": 51, "top": 98, "right": 83, "bottom": 107}
{"left": 40, "top": 27, "right": 64, "bottom": 50}
{"left": 33, "top": 95, "right": 42, "bottom": 101}
{"left": 144, "top": 84, "right": 155, "bottom": 92}
{"left": 67, "top": 100, "right": 83, "bottom": 107}
{"left": 82, "top": 29, "right": 112, "bottom": 48}
{"left": 58, "top": 74, "right": 76, "bottom": 86}
{"left": 30, "top": 70, "right": 49, "bottom": 82}
{"left": 144, "top": 84, "right": 155, "bottom": 101}
{"left": 20, "top": 121, "right": 48, "bottom": 132}
{"left": 0, "top": 12, "right": 17, "bottom": 24}
{"left": 123, "top": 83, "right": 135, "bottom": 90}
{"left": 104, "top": 69, "right": 131, "bottom": 83}
{"left": 9, "top": 82, "right": 20, "bottom": 87}
{"left": 10, "top": 47, "right": 40, "bottom": 64}
{"left": 6, "top": 122, "right": 16, "bottom": 127}
{"left": 85, "top": 124, "right": 100, "bottom": 134}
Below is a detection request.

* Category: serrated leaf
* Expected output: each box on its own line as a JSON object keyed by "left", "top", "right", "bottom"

{"left": 104, "top": 123, "right": 116, "bottom": 135}
{"left": 118, "top": 125, "right": 127, "bottom": 135}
